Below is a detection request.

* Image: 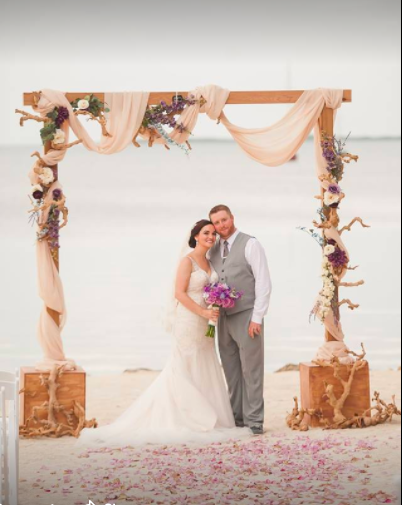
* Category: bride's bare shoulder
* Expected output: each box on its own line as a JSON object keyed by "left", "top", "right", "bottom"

{"left": 179, "top": 256, "right": 194, "bottom": 270}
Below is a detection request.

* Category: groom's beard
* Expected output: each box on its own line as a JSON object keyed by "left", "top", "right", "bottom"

{"left": 219, "top": 227, "right": 237, "bottom": 241}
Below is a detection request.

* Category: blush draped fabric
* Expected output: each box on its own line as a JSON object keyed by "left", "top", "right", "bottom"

{"left": 30, "top": 85, "right": 347, "bottom": 371}
{"left": 32, "top": 91, "right": 149, "bottom": 371}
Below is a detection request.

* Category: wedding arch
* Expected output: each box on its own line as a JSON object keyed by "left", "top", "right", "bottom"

{"left": 17, "top": 86, "right": 367, "bottom": 377}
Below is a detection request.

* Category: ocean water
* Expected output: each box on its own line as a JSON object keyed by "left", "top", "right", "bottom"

{"left": 0, "top": 139, "right": 400, "bottom": 374}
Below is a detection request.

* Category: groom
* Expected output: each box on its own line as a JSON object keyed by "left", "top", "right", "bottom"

{"left": 209, "top": 205, "right": 272, "bottom": 435}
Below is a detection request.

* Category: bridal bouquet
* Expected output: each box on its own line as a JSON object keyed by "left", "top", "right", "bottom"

{"left": 203, "top": 283, "right": 244, "bottom": 338}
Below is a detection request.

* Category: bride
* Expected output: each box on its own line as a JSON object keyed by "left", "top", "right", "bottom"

{"left": 79, "top": 220, "right": 251, "bottom": 447}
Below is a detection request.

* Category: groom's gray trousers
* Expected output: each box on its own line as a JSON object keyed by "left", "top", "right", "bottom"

{"left": 218, "top": 309, "right": 265, "bottom": 428}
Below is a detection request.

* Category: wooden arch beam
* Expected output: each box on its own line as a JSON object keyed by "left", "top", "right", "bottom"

{"left": 23, "top": 90, "right": 352, "bottom": 107}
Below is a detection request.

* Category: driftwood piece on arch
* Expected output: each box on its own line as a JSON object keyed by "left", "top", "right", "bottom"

{"left": 339, "top": 217, "right": 371, "bottom": 235}
{"left": 313, "top": 208, "right": 340, "bottom": 230}
{"left": 51, "top": 139, "right": 84, "bottom": 151}
{"left": 15, "top": 109, "right": 51, "bottom": 127}
{"left": 286, "top": 397, "right": 322, "bottom": 432}
{"left": 334, "top": 392, "right": 401, "bottom": 430}
{"left": 338, "top": 298, "right": 360, "bottom": 311}
{"left": 31, "top": 151, "right": 48, "bottom": 168}
{"left": 341, "top": 153, "right": 359, "bottom": 164}
{"left": 74, "top": 109, "right": 112, "bottom": 138}
{"left": 337, "top": 280, "right": 365, "bottom": 288}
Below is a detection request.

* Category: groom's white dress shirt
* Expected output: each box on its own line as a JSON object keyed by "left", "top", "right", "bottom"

{"left": 218, "top": 230, "right": 272, "bottom": 325}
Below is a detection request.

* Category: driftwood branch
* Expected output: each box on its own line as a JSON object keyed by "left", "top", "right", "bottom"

{"left": 286, "top": 397, "right": 322, "bottom": 432}
{"left": 15, "top": 109, "right": 50, "bottom": 127}
{"left": 313, "top": 209, "right": 340, "bottom": 230}
{"left": 341, "top": 153, "right": 359, "bottom": 164}
{"left": 339, "top": 218, "right": 371, "bottom": 235}
{"left": 74, "top": 110, "right": 112, "bottom": 138}
{"left": 51, "top": 139, "right": 83, "bottom": 151}
{"left": 338, "top": 299, "right": 360, "bottom": 311}
{"left": 340, "top": 392, "right": 401, "bottom": 429}
{"left": 319, "top": 174, "right": 335, "bottom": 185}
{"left": 313, "top": 220, "right": 332, "bottom": 230}
{"left": 31, "top": 151, "right": 48, "bottom": 168}
{"left": 337, "top": 280, "right": 365, "bottom": 288}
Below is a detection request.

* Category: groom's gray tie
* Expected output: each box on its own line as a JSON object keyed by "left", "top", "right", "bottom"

{"left": 223, "top": 241, "right": 230, "bottom": 263}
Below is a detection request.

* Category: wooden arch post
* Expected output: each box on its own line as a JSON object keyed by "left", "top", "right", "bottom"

{"left": 44, "top": 140, "right": 61, "bottom": 327}
{"left": 320, "top": 106, "right": 338, "bottom": 343}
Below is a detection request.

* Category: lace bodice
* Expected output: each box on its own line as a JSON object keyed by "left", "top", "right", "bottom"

{"left": 185, "top": 258, "right": 219, "bottom": 304}
{"left": 174, "top": 258, "right": 219, "bottom": 354}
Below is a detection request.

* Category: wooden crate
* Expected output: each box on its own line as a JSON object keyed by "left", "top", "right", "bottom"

{"left": 20, "top": 367, "right": 86, "bottom": 429}
{"left": 300, "top": 362, "right": 371, "bottom": 427}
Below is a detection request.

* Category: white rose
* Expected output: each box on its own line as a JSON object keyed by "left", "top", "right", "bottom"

{"left": 323, "top": 288, "right": 334, "bottom": 298}
{"left": 39, "top": 167, "right": 55, "bottom": 186}
{"left": 324, "top": 192, "right": 340, "bottom": 207}
{"left": 52, "top": 129, "right": 66, "bottom": 146}
{"left": 324, "top": 245, "right": 336, "bottom": 256}
{"left": 31, "top": 184, "right": 43, "bottom": 195}
{"left": 78, "top": 99, "right": 90, "bottom": 110}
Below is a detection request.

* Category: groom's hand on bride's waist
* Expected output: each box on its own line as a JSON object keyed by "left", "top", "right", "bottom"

{"left": 249, "top": 322, "right": 262, "bottom": 339}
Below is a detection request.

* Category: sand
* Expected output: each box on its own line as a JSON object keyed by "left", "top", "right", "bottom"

{"left": 19, "top": 370, "right": 401, "bottom": 505}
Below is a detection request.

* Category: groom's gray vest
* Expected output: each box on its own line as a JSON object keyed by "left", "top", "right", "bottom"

{"left": 210, "top": 233, "right": 256, "bottom": 316}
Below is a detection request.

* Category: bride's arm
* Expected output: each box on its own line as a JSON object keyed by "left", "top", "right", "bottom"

{"left": 175, "top": 258, "right": 219, "bottom": 322}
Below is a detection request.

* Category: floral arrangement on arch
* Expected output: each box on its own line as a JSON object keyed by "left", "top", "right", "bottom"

{"left": 301, "top": 132, "right": 370, "bottom": 326}
{"left": 133, "top": 94, "right": 206, "bottom": 154}
{"left": 21, "top": 94, "right": 110, "bottom": 260}
{"left": 39, "top": 94, "right": 111, "bottom": 147}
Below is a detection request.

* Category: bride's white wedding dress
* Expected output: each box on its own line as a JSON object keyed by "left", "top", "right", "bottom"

{"left": 79, "top": 258, "right": 250, "bottom": 447}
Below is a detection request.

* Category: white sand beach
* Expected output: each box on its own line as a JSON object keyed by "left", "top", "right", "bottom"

{"left": 19, "top": 369, "right": 401, "bottom": 505}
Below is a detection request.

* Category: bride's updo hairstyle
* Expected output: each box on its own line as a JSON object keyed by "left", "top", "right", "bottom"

{"left": 189, "top": 220, "right": 213, "bottom": 249}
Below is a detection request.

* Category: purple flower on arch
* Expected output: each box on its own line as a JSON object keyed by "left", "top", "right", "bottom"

{"left": 328, "top": 183, "right": 342, "bottom": 195}
{"left": 32, "top": 190, "right": 44, "bottom": 200}
{"left": 53, "top": 189, "right": 63, "bottom": 201}
{"left": 55, "top": 107, "right": 69, "bottom": 128}
{"left": 328, "top": 248, "right": 348, "bottom": 269}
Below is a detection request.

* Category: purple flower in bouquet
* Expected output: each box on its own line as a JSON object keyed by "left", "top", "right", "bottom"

{"left": 55, "top": 107, "right": 69, "bottom": 128}
{"left": 328, "top": 247, "right": 348, "bottom": 269}
{"left": 203, "top": 283, "right": 244, "bottom": 338}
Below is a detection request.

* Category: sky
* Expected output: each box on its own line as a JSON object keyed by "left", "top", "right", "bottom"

{"left": 0, "top": 0, "right": 400, "bottom": 143}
